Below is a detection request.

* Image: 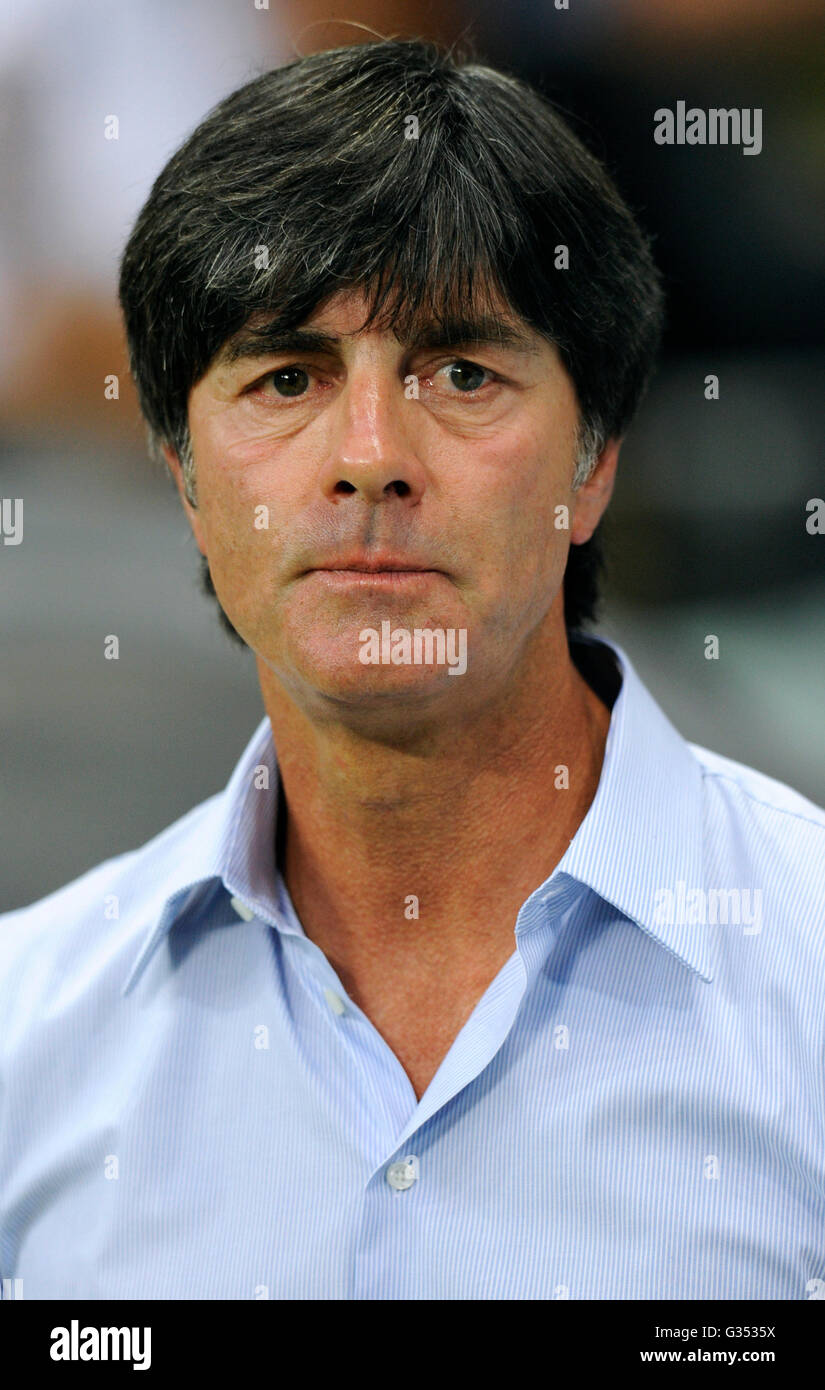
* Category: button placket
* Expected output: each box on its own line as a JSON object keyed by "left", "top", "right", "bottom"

{"left": 323, "top": 986, "right": 347, "bottom": 1016}
{"left": 229, "top": 896, "right": 256, "bottom": 921}
{"left": 386, "top": 1155, "right": 419, "bottom": 1191}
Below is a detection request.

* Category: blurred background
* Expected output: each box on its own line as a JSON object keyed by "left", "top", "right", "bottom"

{"left": 1, "top": 0, "right": 823, "bottom": 911}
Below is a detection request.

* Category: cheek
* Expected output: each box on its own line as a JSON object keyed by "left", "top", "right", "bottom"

{"left": 194, "top": 427, "right": 290, "bottom": 551}
{"left": 202, "top": 482, "right": 260, "bottom": 567}
{"left": 194, "top": 486, "right": 281, "bottom": 634}
{"left": 488, "top": 439, "right": 573, "bottom": 567}
{"left": 470, "top": 439, "right": 573, "bottom": 632}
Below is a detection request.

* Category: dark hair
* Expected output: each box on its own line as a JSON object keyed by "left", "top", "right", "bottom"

{"left": 119, "top": 38, "right": 664, "bottom": 643}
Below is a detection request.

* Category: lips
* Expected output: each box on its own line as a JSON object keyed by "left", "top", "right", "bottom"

{"left": 303, "top": 558, "right": 444, "bottom": 592}
{"left": 306, "top": 555, "right": 439, "bottom": 574}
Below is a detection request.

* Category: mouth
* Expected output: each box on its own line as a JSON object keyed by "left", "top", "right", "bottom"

{"left": 305, "top": 567, "right": 442, "bottom": 589}
{"left": 301, "top": 554, "right": 445, "bottom": 586}
{"left": 305, "top": 554, "right": 440, "bottom": 572}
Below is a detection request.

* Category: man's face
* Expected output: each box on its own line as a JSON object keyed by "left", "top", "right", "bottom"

{"left": 168, "top": 286, "right": 617, "bottom": 728}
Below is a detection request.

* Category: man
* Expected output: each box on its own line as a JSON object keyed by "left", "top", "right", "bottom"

{"left": 1, "top": 40, "right": 823, "bottom": 1302}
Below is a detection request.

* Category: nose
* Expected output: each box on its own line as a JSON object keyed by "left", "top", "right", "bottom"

{"left": 318, "top": 364, "right": 427, "bottom": 506}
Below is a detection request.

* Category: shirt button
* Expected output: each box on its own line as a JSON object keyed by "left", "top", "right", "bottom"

{"left": 386, "top": 1156, "right": 419, "bottom": 1191}
{"left": 323, "top": 986, "right": 346, "bottom": 1016}
{"left": 230, "top": 896, "right": 255, "bottom": 921}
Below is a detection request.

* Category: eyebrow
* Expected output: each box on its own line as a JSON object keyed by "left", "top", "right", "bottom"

{"left": 215, "top": 313, "right": 541, "bottom": 370}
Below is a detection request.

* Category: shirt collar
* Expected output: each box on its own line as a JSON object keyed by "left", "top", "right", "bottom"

{"left": 553, "top": 633, "right": 710, "bottom": 982}
{"left": 121, "top": 713, "right": 282, "bottom": 995}
{"left": 122, "top": 633, "right": 709, "bottom": 997}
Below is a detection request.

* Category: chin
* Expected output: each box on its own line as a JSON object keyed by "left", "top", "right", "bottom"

{"left": 274, "top": 642, "right": 463, "bottom": 718}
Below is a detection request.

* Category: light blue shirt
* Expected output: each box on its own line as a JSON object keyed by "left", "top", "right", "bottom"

{"left": 1, "top": 634, "right": 824, "bottom": 1301}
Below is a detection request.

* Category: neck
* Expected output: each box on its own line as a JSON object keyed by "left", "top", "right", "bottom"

{"left": 256, "top": 622, "right": 612, "bottom": 980}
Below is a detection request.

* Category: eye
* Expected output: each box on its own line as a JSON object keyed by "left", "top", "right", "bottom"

{"left": 263, "top": 366, "right": 311, "bottom": 398}
{"left": 436, "top": 359, "right": 493, "bottom": 393}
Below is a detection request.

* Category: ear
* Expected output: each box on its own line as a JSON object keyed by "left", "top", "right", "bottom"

{"left": 162, "top": 443, "right": 208, "bottom": 556}
{"left": 569, "top": 437, "right": 621, "bottom": 546}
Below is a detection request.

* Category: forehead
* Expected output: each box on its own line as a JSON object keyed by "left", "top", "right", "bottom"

{"left": 211, "top": 284, "right": 550, "bottom": 372}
